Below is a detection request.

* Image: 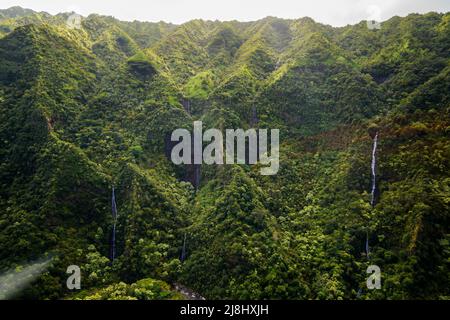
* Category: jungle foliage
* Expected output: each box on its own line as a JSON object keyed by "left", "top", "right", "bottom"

{"left": 0, "top": 7, "right": 449, "bottom": 300}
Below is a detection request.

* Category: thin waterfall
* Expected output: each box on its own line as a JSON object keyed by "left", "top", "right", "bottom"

{"left": 181, "top": 233, "right": 187, "bottom": 262}
{"left": 370, "top": 132, "right": 379, "bottom": 207}
{"left": 366, "top": 132, "right": 379, "bottom": 259}
{"left": 194, "top": 164, "right": 200, "bottom": 190}
{"left": 365, "top": 230, "right": 370, "bottom": 260}
{"left": 111, "top": 186, "right": 118, "bottom": 262}
{"left": 182, "top": 98, "right": 191, "bottom": 114}
{"left": 251, "top": 105, "right": 258, "bottom": 126}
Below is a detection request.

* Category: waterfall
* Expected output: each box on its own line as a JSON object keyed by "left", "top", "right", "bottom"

{"left": 194, "top": 164, "right": 200, "bottom": 190}
{"left": 365, "top": 230, "right": 370, "bottom": 260}
{"left": 182, "top": 98, "right": 191, "bottom": 114}
{"left": 111, "top": 186, "right": 118, "bottom": 262}
{"left": 251, "top": 105, "right": 258, "bottom": 126}
{"left": 370, "top": 132, "right": 378, "bottom": 207}
{"left": 181, "top": 233, "right": 187, "bottom": 262}
{"left": 366, "top": 132, "right": 379, "bottom": 260}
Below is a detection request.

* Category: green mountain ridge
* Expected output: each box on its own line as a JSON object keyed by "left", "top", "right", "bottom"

{"left": 0, "top": 7, "right": 449, "bottom": 300}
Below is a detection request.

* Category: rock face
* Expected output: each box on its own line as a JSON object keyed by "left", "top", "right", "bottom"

{"left": 127, "top": 52, "right": 157, "bottom": 79}
{"left": 127, "top": 59, "right": 157, "bottom": 79}
{"left": 173, "top": 283, "right": 206, "bottom": 300}
{"left": 182, "top": 98, "right": 191, "bottom": 114}
{"left": 164, "top": 132, "right": 202, "bottom": 190}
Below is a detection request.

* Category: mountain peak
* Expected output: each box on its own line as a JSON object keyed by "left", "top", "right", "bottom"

{"left": 0, "top": 6, "right": 37, "bottom": 19}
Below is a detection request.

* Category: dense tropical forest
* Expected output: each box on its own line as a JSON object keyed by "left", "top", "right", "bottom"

{"left": 0, "top": 6, "right": 449, "bottom": 300}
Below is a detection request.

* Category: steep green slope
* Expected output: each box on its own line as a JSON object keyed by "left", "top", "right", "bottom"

{"left": 0, "top": 7, "right": 449, "bottom": 300}
{"left": 0, "top": 23, "right": 191, "bottom": 299}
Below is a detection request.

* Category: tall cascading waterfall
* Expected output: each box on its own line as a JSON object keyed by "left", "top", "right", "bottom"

{"left": 370, "top": 132, "right": 379, "bottom": 207}
{"left": 357, "top": 132, "right": 380, "bottom": 297}
{"left": 366, "top": 132, "right": 379, "bottom": 259}
{"left": 111, "top": 186, "right": 118, "bottom": 262}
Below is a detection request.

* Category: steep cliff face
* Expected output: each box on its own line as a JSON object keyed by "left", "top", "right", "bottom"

{"left": 0, "top": 8, "right": 449, "bottom": 300}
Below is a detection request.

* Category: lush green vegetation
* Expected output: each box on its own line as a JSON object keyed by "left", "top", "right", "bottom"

{"left": 0, "top": 7, "right": 449, "bottom": 300}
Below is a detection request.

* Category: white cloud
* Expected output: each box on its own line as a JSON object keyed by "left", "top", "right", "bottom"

{"left": 0, "top": 0, "right": 449, "bottom": 25}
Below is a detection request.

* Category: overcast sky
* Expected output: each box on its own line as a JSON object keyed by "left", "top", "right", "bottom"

{"left": 1, "top": 0, "right": 449, "bottom": 26}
